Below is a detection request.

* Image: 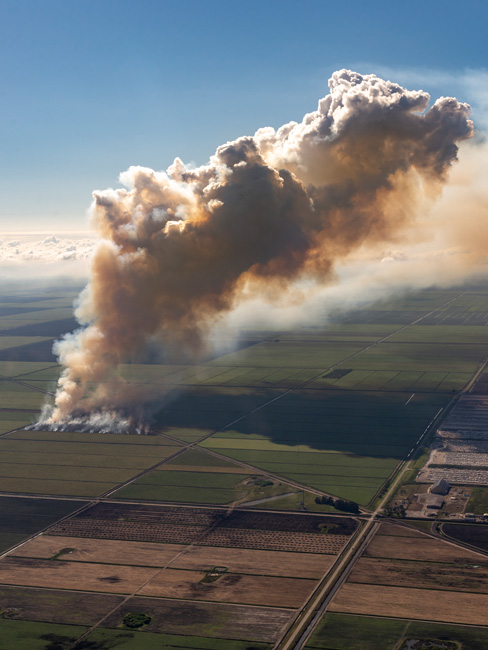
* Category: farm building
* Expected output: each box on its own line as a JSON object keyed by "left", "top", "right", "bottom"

{"left": 418, "top": 494, "right": 445, "bottom": 509}
{"left": 430, "top": 479, "right": 450, "bottom": 495}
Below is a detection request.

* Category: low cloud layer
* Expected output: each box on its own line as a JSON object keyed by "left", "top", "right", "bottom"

{"left": 0, "top": 234, "right": 96, "bottom": 265}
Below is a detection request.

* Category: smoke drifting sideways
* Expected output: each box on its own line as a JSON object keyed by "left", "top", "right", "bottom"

{"left": 35, "top": 69, "right": 475, "bottom": 433}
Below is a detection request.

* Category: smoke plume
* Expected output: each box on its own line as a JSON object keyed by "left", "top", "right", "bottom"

{"left": 38, "top": 69, "right": 475, "bottom": 430}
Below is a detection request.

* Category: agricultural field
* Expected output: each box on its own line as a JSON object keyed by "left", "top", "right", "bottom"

{"left": 305, "top": 613, "right": 488, "bottom": 650}
{"left": 2, "top": 283, "right": 488, "bottom": 509}
{"left": 0, "top": 620, "right": 87, "bottom": 650}
{"left": 0, "top": 496, "right": 83, "bottom": 553}
{"left": 1, "top": 282, "right": 488, "bottom": 646}
{"left": 467, "top": 485, "right": 488, "bottom": 513}
{"left": 326, "top": 522, "right": 488, "bottom": 627}
{"left": 0, "top": 502, "right": 356, "bottom": 647}
{"left": 442, "top": 522, "right": 488, "bottom": 552}
{"left": 0, "top": 429, "right": 183, "bottom": 497}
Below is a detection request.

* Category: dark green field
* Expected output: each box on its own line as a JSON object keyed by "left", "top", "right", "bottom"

{"left": 0, "top": 496, "right": 84, "bottom": 552}
{"left": 81, "top": 629, "right": 271, "bottom": 649}
{"left": 306, "top": 613, "right": 488, "bottom": 650}
{"left": 0, "top": 620, "right": 87, "bottom": 650}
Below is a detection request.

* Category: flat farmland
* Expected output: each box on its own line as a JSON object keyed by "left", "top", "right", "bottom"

{"left": 306, "top": 613, "right": 488, "bottom": 650}
{"left": 152, "top": 386, "right": 285, "bottom": 441}
{"left": 442, "top": 523, "right": 488, "bottom": 552}
{"left": 102, "top": 596, "right": 293, "bottom": 643}
{"left": 0, "top": 317, "right": 77, "bottom": 338}
{"left": 0, "top": 338, "right": 58, "bottom": 362}
{"left": 340, "top": 341, "right": 487, "bottom": 373}
{"left": 120, "top": 363, "right": 320, "bottom": 390}
{"left": 47, "top": 503, "right": 357, "bottom": 553}
{"left": 0, "top": 585, "right": 123, "bottom": 626}
{"left": 388, "top": 324, "right": 488, "bottom": 344}
{"left": 0, "top": 410, "right": 34, "bottom": 435}
{"left": 11, "top": 535, "right": 334, "bottom": 577}
{"left": 83, "top": 629, "right": 272, "bottom": 649}
{"left": 163, "top": 446, "right": 255, "bottom": 470}
{"left": 348, "top": 556, "right": 488, "bottom": 593}
{"left": 0, "top": 307, "right": 75, "bottom": 324}
{"left": 2, "top": 283, "right": 488, "bottom": 648}
{"left": 0, "top": 383, "right": 48, "bottom": 410}
{"left": 200, "top": 526, "right": 350, "bottom": 553}
{"left": 305, "top": 612, "right": 408, "bottom": 650}
{"left": 200, "top": 389, "right": 442, "bottom": 504}
{"left": 169, "top": 544, "right": 335, "bottom": 578}
{"left": 0, "top": 620, "right": 87, "bottom": 650}
{"left": 329, "top": 582, "right": 488, "bottom": 626}
{"left": 10, "top": 535, "right": 184, "bottom": 567}
{"left": 140, "top": 567, "right": 316, "bottom": 607}
{"left": 0, "top": 432, "right": 182, "bottom": 497}
{"left": 308, "top": 368, "right": 472, "bottom": 392}
{"left": 365, "top": 528, "right": 488, "bottom": 563}
{"left": 6, "top": 364, "right": 61, "bottom": 381}
{"left": 0, "top": 361, "right": 58, "bottom": 378}
{"left": 0, "top": 556, "right": 159, "bottom": 594}
{"left": 113, "top": 468, "right": 255, "bottom": 505}
{"left": 318, "top": 521, "right": 488, "bottom": 636}
{"left": 207, "top": 340, "right": 368, "bottom": 368}
{"left": 0, "top": 336, "right": 51, "bottom": 351}
{"left": 0, "top": 496, "right": 83, "bottom": 553}
{"left": 49, "top": 518, "right": 208, "bottom": 544}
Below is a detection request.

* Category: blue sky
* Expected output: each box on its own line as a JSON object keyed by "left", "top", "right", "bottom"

{"left": 1, "top": 0, "right": 487, "bottom": 231}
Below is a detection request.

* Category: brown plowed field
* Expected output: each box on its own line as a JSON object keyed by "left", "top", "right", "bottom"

{"left": 0, "top": 556, "right": 157, "bottom": 594}
{"left": 170, "top": 545, "right": 334, "bottom": 578}
{"left": 103, "top": 596, "right": 293, "bottom": 642}
{"left": 0, "top": 585, "right": 123, "bottom": 625}
{"left": 349, "top": 557, "right": 488, "bottom": 594}
{"left": 202, "top": 527, "right": 349, "bottom": 553}
{"left": 9, "top": 535, "right": 185, "bottom": 567}
{"left": 365, "top": 534, "right": 488, "bottom": 564}
{"left": 330, "top": 583, "right": 488, "bottom": 626}
{"left": 376, "top": 522, "right": 425, "bottom": 537}
{"left": 140, "top": 568, "right": 316, "bottom": 607}
{"left": 48, "top": 519, "right": 206, "bottom": 544}
{"left": 10, "top": 534, "right": 334, "bottom": 579}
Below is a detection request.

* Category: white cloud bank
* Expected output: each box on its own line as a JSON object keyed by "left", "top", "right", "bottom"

{"left": 0, "top": 232, "right": 96, "bottom": 278}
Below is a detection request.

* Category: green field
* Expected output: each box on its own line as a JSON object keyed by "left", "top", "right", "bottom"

{"left": 467, "top": 486, "right": 488, "bottom": 514}
{"left": 0, "top": 432, "right": 183, "bottom": 497}
{"left": 83, "top": 628, "right": 271, "bottom": 649}
{"left": 306, "top": 613, "right": 488, "bottom": 650}
{"left": 112, "top": 468, "right": 294, "bottom": 505}
{"left": 0, "top": 620, "right": 87, "bottom": 650}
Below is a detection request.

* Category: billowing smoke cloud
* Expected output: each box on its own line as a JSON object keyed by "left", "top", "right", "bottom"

{"left": 38, "top": 69, "right": 475, "bottom": 430}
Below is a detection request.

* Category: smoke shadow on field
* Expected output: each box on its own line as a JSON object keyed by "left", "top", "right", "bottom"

{"left": 151, "top": 386, "right": 442, "bottom": 459}
{"left": 0, "top": 339, "right": 57, "bottom": 363}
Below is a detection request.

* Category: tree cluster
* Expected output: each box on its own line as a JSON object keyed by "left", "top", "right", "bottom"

{"left": 315, "top": 495, "right": 360, "bottom": 514}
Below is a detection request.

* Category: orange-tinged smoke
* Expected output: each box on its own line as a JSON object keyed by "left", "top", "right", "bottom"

{"left": 37, "top": 69, "right": 475, "bottom": 431}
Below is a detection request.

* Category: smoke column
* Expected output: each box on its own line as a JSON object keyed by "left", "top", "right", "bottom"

{"left": 38, "top": 69, "right": 474, "bottom": 430}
